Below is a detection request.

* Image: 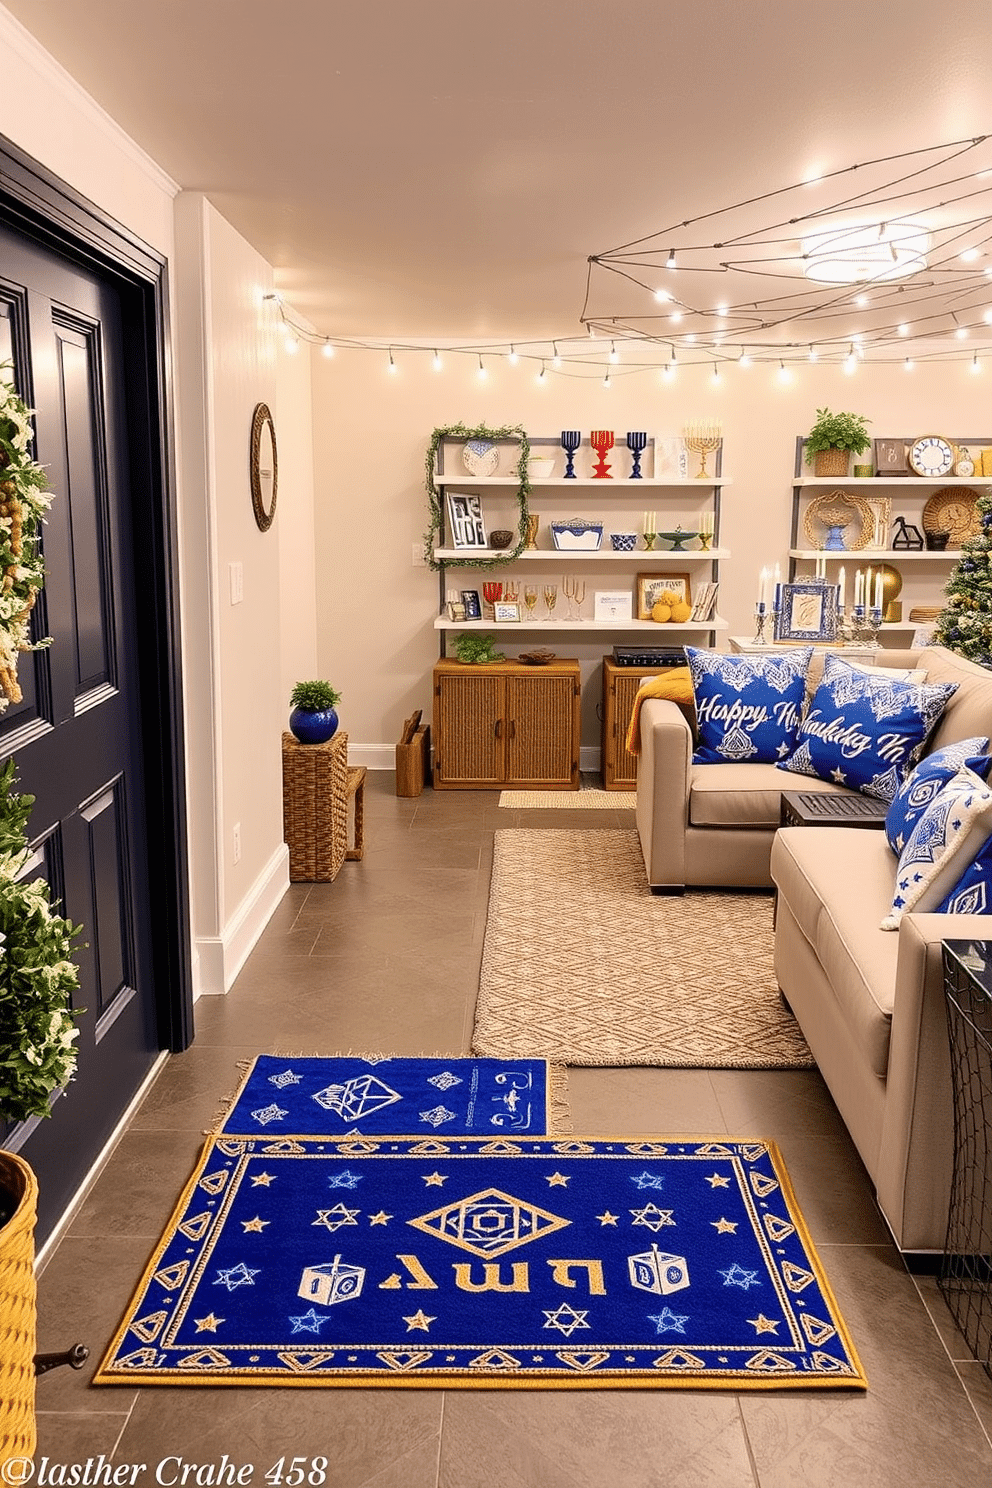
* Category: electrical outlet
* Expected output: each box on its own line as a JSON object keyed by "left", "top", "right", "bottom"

{"left": 229, "top": 561, "right": 244, "bottom": 604}
{"left": 412, "top": 542, "right": 426, "bottom": 567}
{"left": 233, "top": 822, "right": 242, "bottom": 863}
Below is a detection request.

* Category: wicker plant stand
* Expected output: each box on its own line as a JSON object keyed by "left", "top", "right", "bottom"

{"left": 282, "top": 730, "right": 350, "bottom": 881}
{"left": 0, "top": 1151, "right": 38, "bottom": 1461}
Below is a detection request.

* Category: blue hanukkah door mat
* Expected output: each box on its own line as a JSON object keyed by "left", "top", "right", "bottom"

{"left": 96, "top": 1136, "right": 865, "bottom": 1389}
{"left": 219, "top": 1056, "right": 557, "bottom": 1137}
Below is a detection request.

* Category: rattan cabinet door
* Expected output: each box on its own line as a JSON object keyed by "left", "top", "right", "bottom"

{"left": 602, "top": 660, "right": 667, "bottom": 789}
{"left": 505, "top": 670, "right": 579, "bottom": 788}
{"left": 433, "top": 669, "right": 506, "bottom": 787}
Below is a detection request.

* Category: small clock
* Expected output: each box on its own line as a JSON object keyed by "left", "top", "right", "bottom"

{"left": 954, "top": 455, "right": 975, "bottom": 477}
{"left": 908, "top": 435, "right": 956, "bottom": 478}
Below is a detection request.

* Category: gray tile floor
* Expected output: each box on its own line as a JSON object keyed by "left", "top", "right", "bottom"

{"left": 35, "top": 776, "right": 992, "bottom": 1485}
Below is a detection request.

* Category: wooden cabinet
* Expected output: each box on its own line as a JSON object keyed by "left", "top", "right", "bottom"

{"left": 432, "top": 659, "right": 581, "bottom": 790}
{"left": 600, "top": 659, "right": 675, "bottom": 790}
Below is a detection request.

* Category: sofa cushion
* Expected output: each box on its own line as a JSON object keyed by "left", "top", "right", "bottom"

{"left": 686, "top": 647, "right": 811, "bottom": 764}
{"left": 881, "top": 766, "right": 992, "bottom": 929}
{"left": 771, "top": 827, "right": 900, "bottom": 1078}
{"left": 689, "top": 765, "right": 851, "bottom": 828}
{"left": 935, "top": 833, "right": 992, "bottom": 914}
{"left": 777, "top": 653, "right": 958, "bottom": 801}
{"left": 884, "top": 736, "right": 990, "bottom": 852}
{"left": 914, "top": 645, "right": 992, "bottom": 751}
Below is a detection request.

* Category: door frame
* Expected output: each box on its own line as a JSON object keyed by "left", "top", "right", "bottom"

{"left": 0, "top": 131, "right": 193, "bottom": 1053}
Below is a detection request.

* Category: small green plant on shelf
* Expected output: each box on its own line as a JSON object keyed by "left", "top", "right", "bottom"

{"left": 452, "top": 633, "right": 504, "bottom": 665}
{"left": 289, "top": 680, "right": 341, "bottom": 711}
{"left": 803, "top": 407, "right": 872, "bottom": 462}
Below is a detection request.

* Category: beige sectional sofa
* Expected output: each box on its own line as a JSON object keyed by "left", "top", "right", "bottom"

{"left": 635, "top": 645, "right": 992, "bottom": 1254}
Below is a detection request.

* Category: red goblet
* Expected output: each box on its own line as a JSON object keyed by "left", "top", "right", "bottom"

{"left": 590, "top": 429, "right": 615, "bottom": 479}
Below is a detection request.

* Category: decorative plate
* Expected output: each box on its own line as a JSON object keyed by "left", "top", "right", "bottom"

{"left": 802, "top": 489, "right": 875, "bottom": 551}
{"left": 908, "top": 435, "right": 956, "bottom": 478}
{"left": 922, "top": 488, "right": 981, "bottom": 545}
{"left": 462, "top": 439, "right": 499, "bottom": 477}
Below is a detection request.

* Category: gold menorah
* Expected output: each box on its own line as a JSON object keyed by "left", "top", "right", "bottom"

{"left": 683, "top": 420, "right": 723, "bottom": 479}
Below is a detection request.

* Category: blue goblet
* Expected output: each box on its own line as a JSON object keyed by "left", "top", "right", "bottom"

{"left": 626, "top": 431, "right": 647, "bottom": 479}
{"left": 561, "top": 430, "right": 581, "bottom": 479}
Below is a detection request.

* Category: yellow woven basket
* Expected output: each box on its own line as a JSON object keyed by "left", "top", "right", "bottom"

{"left": 0, "top": 1151, "right": 38, "bottom": 1461}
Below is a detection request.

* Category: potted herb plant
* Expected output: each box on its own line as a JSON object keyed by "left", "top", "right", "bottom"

{"left": 452, "top": 633, "right": 504, "bottom": 665}
{"left": 803, "top": 407, "right": 872, "bottom": 477}
{"left": 289, "top": 680, "right": 342, "bottom": 744}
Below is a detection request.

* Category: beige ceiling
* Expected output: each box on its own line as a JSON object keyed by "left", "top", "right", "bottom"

{"left": 6, "top": 0, "right": 992, "bottom": 357}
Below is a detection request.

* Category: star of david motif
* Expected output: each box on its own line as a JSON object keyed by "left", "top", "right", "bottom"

{"left": 427, "top": 1071, "right": 462, "bottom": 1091}
{"left": 312, "top": 1075, "right": 402, "bottom": 1121}
{"left": 327, "top": 1169, "right": 363, "bottom": 1189}
{"left": 268, "top": 1068, "right": 302, "bottom": 1088}
{"left": 630, "top": 1203, "right": 676, "bottom": 1231}
{"left": 719, "top": 1263, "right": 761, "bottom": 1290}
{"left": 289, "top": 1308, "right": 328, "bottom": 1334}
{"left": 214, "top": 1262, "right": 260, "bottom": 1292}
{"left": 648, "top": 1306, "right": 689, "bottom": 1335}
{"left": 419, "top": 1104, "right": 456, "bottom": 1127}
{"left": 630, "top": 1171, "right": 665, "bottom": 1190}
{"left": 250, "top": 1103, "right": 288, "bottom": 1126}
{"left": 408, "top": 1187, "right": 570, "bottom": 1258}
{"left": 542, "top": 1304, "right": 590, "bottom": 1337}
{"left": 312, "top": 1203, "right": 360, "bottom": 1232}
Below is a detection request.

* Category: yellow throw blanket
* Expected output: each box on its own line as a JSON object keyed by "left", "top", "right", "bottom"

{"left": 625, "top": 667, "right": 695, "bottom": 756}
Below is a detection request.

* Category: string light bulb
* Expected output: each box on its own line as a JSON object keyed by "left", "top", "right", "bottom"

{"left": 711, "top": 362, "right": 722, "bottom": 385}
{"left": 972, "top": 353, "right": 982, "bottom": 373}
{"left": 808, "top": 345, "right": 818, "bottom": 363}
{"left": 738, "top": 349, "right": 751, "bottom": 368}
{"left": 537, "top": 361, "right": 547, "bottom": 383}
{"left": 904, "top": 356, "right": 914, "bottom": 371}
{"left": 603, "top": 371, "right": 612, "bottom": 388}
{"left": 432, "top": 350, "right": 443, "bottom": 371}
{"left": 477, "top": 354, "right": 487, "bottom": 379}
{"left": 552, "top": 342, "right": 562, "bottom": 368}
{"left": 321, "top": 339, "right": 335, "bottom": 358}
{"left": 666, "top": 248, "right": 677, "bottom": 269}
{"left": 844, "top": 345, "right": 857, "bottom": 374}
{"left": 609, "top": 341, "right": 619, "bottom": 363}
{"left": 284, "top": 332, "right": 299, "bottom": 354}
{"left": 387, "top": 348, "right": 397, "bottom": 374}
{"left": 777, "top": 360, "right": 791, "bottom": 383}
{"left": 654, "top": 289, "right": 671, "bottom": 303}
{"left": 508, "top": 345, "right": 519, "bottom": 365}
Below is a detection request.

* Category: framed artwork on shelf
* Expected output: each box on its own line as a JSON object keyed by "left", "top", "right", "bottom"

{"left": 493, "top": 601, "right": 520, "bottom": 622}
{"left": 447, "top": 490, "right": 488, "bottom": 548}
{"left": 460, "top": 589, "right": 482, "bottom": 620}
{"left": 863, "top": 495, "right": 892, "bottom": 549}
{"left": 446, "top": 600, "right": 466, "bottom": 622}
{"left": 594, "top": 590, "right": 633, "bottom": 621}
{"left": 774, "top": 582, "right": 839, "bottom": 643}
{"left": 637, "top": 572, "right": 691, "bottom": 620}
{"left": 872, "top": 438, "right": 911, "bottom": 477}
{"left": 654, "top": 436, "right": 690, "bottom": 480}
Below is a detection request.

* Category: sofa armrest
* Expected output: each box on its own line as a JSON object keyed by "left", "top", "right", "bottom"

{"left": 876, "top": 911, "right": 976, "bottom": 1252}
{"left": 635, "top": 698, "right": 693, "bottom": 890}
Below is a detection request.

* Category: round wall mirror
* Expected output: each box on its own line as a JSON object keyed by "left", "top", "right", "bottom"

{"left": 250, "top": 402, "right": 278, "bottom": 531}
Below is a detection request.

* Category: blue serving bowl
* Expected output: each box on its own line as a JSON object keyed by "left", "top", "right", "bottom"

{"left": 610, "top": 532, "right": 637, "bottom": 551}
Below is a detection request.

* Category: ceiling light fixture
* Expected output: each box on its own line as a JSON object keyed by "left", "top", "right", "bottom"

{"left": 802, "top": 220, "right": 930, "bottom": 283}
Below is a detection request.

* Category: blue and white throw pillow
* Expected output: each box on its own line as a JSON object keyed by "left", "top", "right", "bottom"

{"left": 777, "top": 653, "right": 958, "bottom": 801}
{"left": 686, "top": 647, "right": 812, "bottom": 765}
{"left": 935, "top": 835, "right": 992, "bottom": 915}
{"left": 881, "top": 766, "right": 992, "bottom": 929}
{"left": 884, "top": 736, "right": 991, "bottom": 853}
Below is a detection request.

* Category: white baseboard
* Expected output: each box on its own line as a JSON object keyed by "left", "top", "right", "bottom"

{"left": 195, "top": 842, "right": 290, "bottom": 995}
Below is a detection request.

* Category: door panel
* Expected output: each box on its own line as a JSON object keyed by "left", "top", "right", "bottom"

{"left": 506, "top": 674, "right": 578, "bottom": 787}
{"left": 0, "top": 222, "right": 160, "bottom": 1239}
{"left": 435, "top": 673, "right": 505, "bottom": 786}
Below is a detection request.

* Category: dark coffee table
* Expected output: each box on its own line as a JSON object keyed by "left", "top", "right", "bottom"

{"left": 779, "top": 790, "right": 889, "bottom": 829}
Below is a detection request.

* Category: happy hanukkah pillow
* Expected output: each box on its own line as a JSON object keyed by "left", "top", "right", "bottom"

{"left": 884, "top": 736, "right": 991, "bottom": 853}
{"left": 777, "top": 652, "right": 958, "bottom": 801}
{"left": 686, "top": 647, "right": 812, "bottom": 765}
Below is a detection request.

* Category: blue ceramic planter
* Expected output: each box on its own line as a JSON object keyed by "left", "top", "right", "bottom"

{"left": 289, "top": 706, "right": 338, "bottom": 744}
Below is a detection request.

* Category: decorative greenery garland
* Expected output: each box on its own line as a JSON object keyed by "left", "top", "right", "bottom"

{"left": 0, "top": 366, "right": 54, "bottom": 707}
{"left": 423, "top": 422, "right": 531, "bottom": 571}
{"left": 0, "top": 759, "right": 83, "bottom": 1123}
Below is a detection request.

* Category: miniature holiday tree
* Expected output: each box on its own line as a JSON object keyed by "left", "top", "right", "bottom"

{"left": 932, "top": 491, "right": 992, "bottom": 663}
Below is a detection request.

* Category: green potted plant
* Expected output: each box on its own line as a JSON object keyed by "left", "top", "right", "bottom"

{"left": 289, "top": 680, "right": 342, "bottom": 744}
{"left": 452, "top": 633, "right": 504, "bottom": 665}
{"left": 803, "top": 407, "right": 872, "bottom": 477}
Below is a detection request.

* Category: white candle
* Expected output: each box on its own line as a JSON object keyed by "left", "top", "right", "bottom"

{"left": 838, "top": 565, "right": 846, "bottom": 608}
{"left": 874, "top": 570, "right": 884, "bottom": 610}
{"left": 854, "top": 570, "right": 863, "bottom": 607}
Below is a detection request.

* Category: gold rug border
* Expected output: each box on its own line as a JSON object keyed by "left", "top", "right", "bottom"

{"left": 93, "top": 1133, "right": 866, "bottom": 1392}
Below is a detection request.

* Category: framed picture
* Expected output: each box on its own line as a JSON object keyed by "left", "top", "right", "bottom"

{"left": 872, "top": 438, "right": 910, "bottom": 477}
{"left": 654, "top": 436, "right": 689, "bottom": 480}
{"left": 636, "top": 572, "right": 691, "bottom": 620}
{"left": 863, "top": 495, "right": 892, "bottom": 549}
{"left": 460, "top": 589, "right": 482, "bottom": 620}
{"left": 773, "top": 582, "right": 839, "bottom": 643}
{"left": 493, "top": 601, "right": 520, "bottom": 622}
{"left": 446, "top": 490, "right": 488, "bottom": 548}
{"left": 594, "top": 590, "right": 633, "bottom": 621}
{"left": 446, "top": 600, "right": 466, "bottom": 622}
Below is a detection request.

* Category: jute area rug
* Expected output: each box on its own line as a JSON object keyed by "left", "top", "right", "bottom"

{"left": 499, "top": 787, "right": 636, "bottom": 809}
{"left": 473, "top": 829, "right": 814, "bottom": 1069}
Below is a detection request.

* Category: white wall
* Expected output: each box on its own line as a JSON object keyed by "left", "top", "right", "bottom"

{"left": 311, "top": 352, "right": 992, "bottom": 761}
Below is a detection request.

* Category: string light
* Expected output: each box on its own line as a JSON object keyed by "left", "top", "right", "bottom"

{"left": 537, "top": 361, "right": 547, "bottom": 383}
{"left": 552, "top": 342, "right": 562, "bottom": 368}
{"left": 904, "top": 356, "right": 915, "bottom": 371}
{"left": 956, "top": 325, "right": 970, "bottom": 338}
{"left": 609, "top": 341, "right": 619, "bottom": 363}
{"left": 669, "top": 310, "right": 683, "bottom": 324}
{"left": 603, "top": 371, "right": 612, "bottom": 388}
{"left": 284, "top": 331, "right": 299, "bottom": 354}
{"left": 387, "top": 348, "right": 397, "bottom": 374}
{"left": 321, "top": 339, "right": 334, "bottom": 358}
{"left": 508, "top": 345, "right": 519, "bottom": 365}
{"left": 654, "top": 289, "right": 671, "bottom": 303}
{"left": 972, "top": 353, "right": 982, "bottom": 373}
{"left": 808, "top": 345, "right": 818, "bottom": 363}
{"left": 777, "top": 360, "right": 791, "bottom": 383}
{"left": 477, "top": 354, "right": 487, "bottom": 379}
{"left": 711, "top": 362, "right": 722, "bottom": 385}
{"left": 432, "top": 350, "right": 443, "bottom": 371}
{"left": 666, "top": 248, "right": 677, "bottom": 269}
{"left": 844, "top": 345, "right": 857, "bottom": 374}
{"left": 738, "top": 349, "right": 752, "bottom": 368}
{"left": 898, "top": 323, "right": 910, "bottom": 335}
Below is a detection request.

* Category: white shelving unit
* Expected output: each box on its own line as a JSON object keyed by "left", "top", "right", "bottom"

{"left": 789, "top": 436, "right": 992, "bottom": 636}
{"left": 432, "top": 433, "right": 730, "bottom": 653}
